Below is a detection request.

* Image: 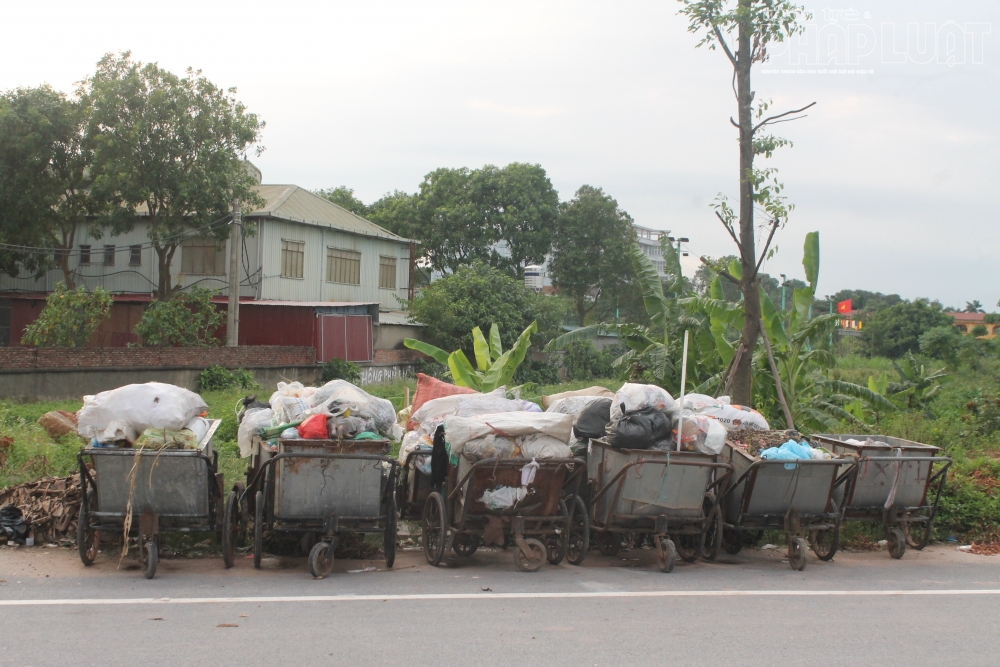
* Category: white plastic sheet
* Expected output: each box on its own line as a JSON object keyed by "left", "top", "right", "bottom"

{"left": 609, "top": 383, "right": 676, "bottom": 423}
{"left": 444, "top": 412, "right": 574, "bottom": 455}
{"left": 680, "top": 393, "right": 769, "bottom": 432}
{"left": 78, "top": 383, "right": 208, "bottom": 442}
{"left": 238, "top": 408, "right": 274, "bottom": 458}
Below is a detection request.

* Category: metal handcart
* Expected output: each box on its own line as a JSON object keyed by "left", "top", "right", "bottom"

{"left": 77, "top": 419, "right": 224, "bottom": 579}
{"left": 720, "top": 440, "right": 857, "bottom": 570}
{"left": 244, "top": 437, "right": 400, "bottom": 578}
{"left": 587, "top": 438, "right": 733, "bottom": 573}
{"left": 422, "top": 455, "right": 589, "bottom": 572}
{"left": 813, "top": 434, "right": 951, "bottom": 559}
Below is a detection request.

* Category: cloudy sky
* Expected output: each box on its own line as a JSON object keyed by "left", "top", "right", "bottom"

{"left": 2, "top": 0, "right": 996, "bottom": 307}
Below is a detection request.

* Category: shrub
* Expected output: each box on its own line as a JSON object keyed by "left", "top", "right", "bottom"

{"left": 134, "top": 287, "right": 224, "bottom": 347}
{"left": 513, "top": 359, "right": 560, "bottom": 386}
{"left": 21, "top": 282, "right": 113, "bottom": 347}
{"left": 561, "top": 341, "right": 620, "bottom": 380}
{"left": 198, "top": 365, "right": 260, "bottom": 392}
{"left": 972, "top": 324, "right": 988, "bottom": 337}
{"left": 321, "top": 358, "right": 361, "bottom": 384}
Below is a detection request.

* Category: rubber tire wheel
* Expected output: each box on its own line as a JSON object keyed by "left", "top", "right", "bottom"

{"left": 887, "top": 527, "right": 906, "bottom": 560}
{"left": 809, "top": 526, "right": 840, "bottom": 561}
{"left": 722, "top": 527, "right": 743, "bottom": 555}
{"left": 700, "top": 493, "right": 722, "bottom": 561}
{"left": 658, "top": 538, "right": 677, "bottom": 573}
{"left": 788, "top": 537, "right": 808, "bottom": 571}
{"left": 454, "top": 534, "right": 480, "bottom": 557}
{"left": 253, "top": 490, "right": 264, "bottom": 569}
{"left": 546, "top": 499, "right": 571, "bottom": 565}
{"left": 222, "top": 490, "right": 239, "bottom": 568}
{"left": 903, "top": 520, "right": 931, "bottom": 550}
{"left": 308, "top": 541, "right": 335, "bottom": 578}
{"left": 141, "top": 540, "right": 158, "bottom": 580}
{"left": 676, "top": 533, "right": 700, "bottom": 563}
{"left": 383, "top": 492, "right": 397, "bottom": 568}
{"left": 598, "top": 532, "right": 621, "bottom": 557}
{"left": 514, "top": 538, "right": 547, "bottom": 572}
{"left": 77, "top": 489, "right": 100, "bottom": 566}
{"left": 422, "top": 491, "right": 447, "bottom": 567}
{"left": 565, "top": 495, "right": 589, "bottom": 566}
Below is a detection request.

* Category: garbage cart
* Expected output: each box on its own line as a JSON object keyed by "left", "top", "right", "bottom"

{"left": 396, "top": 445, "right": 434, "bottom": 521}
{"left": 76, "top": 419, "right": 224, "bottom": 579}
{"left": 813, "top": 434, "right": 951, "bottom": 559}
{"left": 720, "top": 441, "right": 856, "bottom": 571}
{"left": 245, "top": 437, "right": 400, "bottom": 578}
{"left": 587, "top": 438, "right": 733, "bottom": 573}
{"left": 423, "top": 456, "right": 588, "bottom": 572}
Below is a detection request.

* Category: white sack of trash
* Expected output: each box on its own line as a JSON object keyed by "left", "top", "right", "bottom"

{"left": 445, "top": 412, "right": 574, "bottom": 457}
{"left": 78, "top": 382, "right": 208, "bottom": 443}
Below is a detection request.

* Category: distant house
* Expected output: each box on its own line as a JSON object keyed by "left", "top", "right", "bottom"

{"left": 950, "top": 312, "right": 999, "bottom": 338}
{"left": 0, "top": 179, "right": 421, "bottom": 359}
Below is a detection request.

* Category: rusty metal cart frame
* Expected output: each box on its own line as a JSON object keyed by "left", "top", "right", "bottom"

{"left": 720, "top": 443, "right": 858, "bottom": 571}
{"left": 397, "top": 447, "right": 434, "bottom": 521}
{"left": 76, "top": 419, "right": 224, "bottom": 579}
{"left": 423, "top": 457, "right": 588, "bottom": 572}
{"left": 244, "top": 438, "right": 400, "bottom": 578}
{"left": 587, "top": 439, "right": 734, "bottom": 573}
{"left": 813, "top": 434, "right": 952, "bottom": 559}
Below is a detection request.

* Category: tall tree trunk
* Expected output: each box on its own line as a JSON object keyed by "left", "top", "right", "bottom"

{"left": 58, "top": 225, "right": 77, "bottom": 290}
{"left": 730, "top": 1, "right": 759, "bottom": 405}
{"left": 155, "top": 244, "right": 178, "bottom": 300}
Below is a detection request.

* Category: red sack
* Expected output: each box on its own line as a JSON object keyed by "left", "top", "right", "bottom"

{"left": 408, "top": 373, "right": 477, "bottom": 429}
{"left": 298, "top": 414, "right": 328, "bottom": 439}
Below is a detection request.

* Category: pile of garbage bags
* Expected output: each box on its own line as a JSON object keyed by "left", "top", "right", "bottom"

{"left": 77, "top": 382, "right": 210, "bottom": 450}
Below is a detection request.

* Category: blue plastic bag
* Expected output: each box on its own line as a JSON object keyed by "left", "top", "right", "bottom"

{"left": 760, "top": 440, "right": 814, "bottom": 469}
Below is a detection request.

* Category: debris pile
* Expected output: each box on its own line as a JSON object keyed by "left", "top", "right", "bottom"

{"left": 0, "top": 470, "right": 87, "bottom": 544}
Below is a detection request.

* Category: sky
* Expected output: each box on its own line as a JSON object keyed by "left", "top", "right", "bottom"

{"left": 1, "top": 0, "right": 997, "bottom": 308}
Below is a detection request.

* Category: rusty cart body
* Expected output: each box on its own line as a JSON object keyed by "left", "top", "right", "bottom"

{"left": 77, "top": 419, "right": 224, "bottom": 579}
{"left": 245, "top": 438, "right": 400, "bottom": 578}
{"left": 720, "top": 441, "right": 857, "bottom": 570}
{"left": 813, "top": 434, "right": 951, "bottom": 559}
{"left": 587, "top": 438, "right": 733, "bottom": 573}
{"left": 423, "top": 455, "right": 589, "bottom": 572}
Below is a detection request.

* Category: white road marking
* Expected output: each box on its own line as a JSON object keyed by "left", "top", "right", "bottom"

{"left": 1, "top": 589, "right": 999, "bottom": 606}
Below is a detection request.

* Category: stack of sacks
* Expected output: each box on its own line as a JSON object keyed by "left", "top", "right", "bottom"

{"left": 77, "top": 383, "right": 209, "bottom": 448}
{"left": 444, "top": 412, "right": 574, "bottom": 463}
{"left": 606, "top": 383, "right": 675, "bottom": 451}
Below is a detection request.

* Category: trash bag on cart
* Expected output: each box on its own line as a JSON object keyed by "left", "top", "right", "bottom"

{"left": 541, "top": 386, "right": 615, "bottom": 409}
{"left": 78, "top": 383, "right": 207, "bottom": 442}
{"left": 609, "top": 384, "right": 675, "bottom": 423}
{"left": 238, "top": 408, "right": 274, "bottom": 458}
{"left": 607, "top": 407, "right": 671, "bottom": 450}
{"left": 520, "top": 433, "right": 573, "bottom": 459}
{"left": 309, "top": 379, "right": 399, "bottom": 439}
{"left": 573, "top": 398, "right": 613, "bottom": 440}
{"left": 444, "top": 412, "right": 574, "bottom": 458}
{"left": 673, "top": 412, "right": 727, "bottom": 455}
{"left": 409, "top": 389, "right": 523, "bottom": 435}
{"left": 464, "top": 434, "right": 519, "bottom": 461}
{"left": 410, "top": 373, "right": 478, "bottom": 416}
{"left": 680, "top": 393, "right": 769, "bottom": 432}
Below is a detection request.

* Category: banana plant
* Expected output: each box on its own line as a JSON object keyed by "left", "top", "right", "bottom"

{"left": 404, "top": 321, "right": 537, "bottom": 393}
{"left": 888, "top": 353, "right": 949, "bottom": 418}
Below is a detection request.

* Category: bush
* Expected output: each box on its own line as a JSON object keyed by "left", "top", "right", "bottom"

{"left": 920, "top": 326, "right": 962, "bottom": 365}
{"left": 21, "top": 282, "right": 113, "bottom": 347}
{"left": 863, "top": 299, "right": 954, "bottom": 358}
{"left": 321, "top": 358, "right": 361, "bottom": 383}
{"left": 198, "top": 365, "right": 260, "bottom": 392}
{"left": 972, "top": 324, "right": 988, "bottom": 337}
{"left": 513, "top": 359, "right": 560, "bottom": 386}
{"left": 561, "top": 341, "right": 621, "bottom": 380}
{"left": 134, "top": 287, "right": 224, "bottom": 347}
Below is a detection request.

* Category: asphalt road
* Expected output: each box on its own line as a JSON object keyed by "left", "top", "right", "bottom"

{"left": 1, "top": 543, "right": 998, "bottom": 667}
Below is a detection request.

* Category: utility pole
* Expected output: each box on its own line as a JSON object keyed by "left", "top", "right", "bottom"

{"left": 780, "top": 274, "right": 787, "bottom": 312}
{"left": 226, "top": 201, "right": 242, "bottom": 347}
{"left": 827, "top": 295, "right": 834, "bottom": 348}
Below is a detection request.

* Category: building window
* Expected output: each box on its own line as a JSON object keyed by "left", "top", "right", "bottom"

{"left": 79, "top": 245, "right": 91, "bottom": 266}
{"left": 326, "top": 247, "right": 361, "bottom": 285}
{"left": 182, "top": 238, "right": 226, "bottom": 275}
{"left": 281, "top": 240, "right": 305, "bottom": 279}
{"left": 103, "top": 245, "right": 115, "bottom": 266}
{"left": 0, "top": 298, "right": 10, "bottom": 347}
{"left": 379, "top": 255, "right": 397, "bottom": 290}
{"left": 129, "top": 245, "right": 142, "bottom": 266}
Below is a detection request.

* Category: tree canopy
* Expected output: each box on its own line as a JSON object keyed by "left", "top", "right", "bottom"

{"left": 863, "top": 299, "right": 954, "bottom": 358}
{"left": 315, "top": 186, "right": 368, "bottom": 216}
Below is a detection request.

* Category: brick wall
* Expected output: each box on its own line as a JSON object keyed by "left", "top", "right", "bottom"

{"left": 371, "top": 348, "right": 426, "bottom": 365}
{"left": 0, "top": 346, "right": 316, "bottom": 370}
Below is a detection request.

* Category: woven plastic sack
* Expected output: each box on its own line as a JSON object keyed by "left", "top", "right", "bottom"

{"left": 410, "top": 373, "right": 477, "bottom": 416}
{"left": 407, "top": 388, "right": 509, "bottom": 434}
{"left": 78, "top": 383, "right": 207, "bottom": 441}
{"left": 609, "top": 384, "right": 676, "bottom": 423}
{"left": 540, "top": 386, "right": 615, "bottom": 409}
{"left": 444, "top": 412, "right": 574, "bottom": 456}
{"left": 519, "top": 434, "right": 573, "bottom": 459}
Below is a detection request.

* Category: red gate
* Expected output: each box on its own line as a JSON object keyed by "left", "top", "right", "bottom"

{"left": 316, "top": 314, "right": 373, "bottom": 362}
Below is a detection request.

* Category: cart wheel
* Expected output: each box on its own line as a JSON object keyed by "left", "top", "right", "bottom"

{"left": 222, "top": 490, "right": 240, "bottom": 569}
{"left": 141, "top": 540, "right": 158, "bottom": 580}
{"left": 308, "top": 541, "right": 335, "bottom": 578}
{"left": 657, "top": 538, "right": 676, "bottom": 573}
{"left": 565, "top": 495, "right": 589, "bottom": 566}
{"left": 546, "top": 499, "right": 570, "bottom": 565}
{"left": 423, "top": 491, "right": 447, "bottom": 567}
{"left": 676, "top": 533, "right": 700, "bottom": 563}
{"left": 383, "top": 492, "right": 397, "bottom": 569}
{"left": 454, "top": 534, "right": 480, "bottom": 557}
{"left": 788, "top": 537, "right": 807, "bottom": 571}
{"left": 77, "top": 489, "right": 100, "bottom": 567}
{"left": 809, "top": 526, "right": 840, "bottom": 561}
{"left": 722, "top": 527, "right": 743, "bottom": 555}
{"left": 597, "top": 531, "right": 621, "bottom": 557}
{"left": 887, "top": 527, "right": 906, "bottom": 560}
{"left": 701, "top": 493, "right": 723, "bottom": 561}
{"left": 514, "top": 538, "right": 546, "bottom": 572}
{"left": 903, "top": 519, "right": 931, "bottom": 550}
{"left": 253, "top": 490, "right": 264, "bottom": 569}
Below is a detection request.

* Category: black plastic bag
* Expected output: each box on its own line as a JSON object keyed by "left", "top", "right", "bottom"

{"left": 0, "top": 504, "right": 27, "bottom": 544}
{"left": 574, "top": 398, "right": 613, "bottom": 440}
{"left": 607, "top": 406, "right": 671, "bottom": 450}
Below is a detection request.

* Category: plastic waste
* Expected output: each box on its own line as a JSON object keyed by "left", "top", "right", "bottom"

{"left": 673, "top": 412, "right": 728, "bottom": 455}
{"left": 521, "top": 459, "right": 539, "bottom": 485}
{"left": 238, "top": 408, "right": 274, "bottom": 458}
{"left": 519, "top": 434, "right": 573, "bottom": 459}
{"left": 463, "top": 434, "right": 519, "bottom": 461}
{"left": 520, "top": 400, "right": 543, "bottom": 413}
{"left": 410, "top": 373, "right": 478, "bottom": 416}
{"left": 444, "top": 412, "right": 574, "bottom": 456}
{"left": 0, "top": 504, "right": 28, "bottom": 544}
{"left": 78, "top": 382, "right": 207, "bottom": 441}
{"left": 480, "top": 486, "right": 528, "bottom": 510}
{"left": 607, "top": 407, "right": 671, "bottom": 450}
{"left": 760, "top": 440, "right": 815, "bottom": 468}
{"left": 573, "top": 398, "right": 613, "bottom": 441}
{"left": 679, "top": 393, "right": 769, "bottom": 431}
{"left": 298, "top": 414, "right": 329, "bottom": 439}
{"left": 309, "top": 379, "right": 396, "bottom": 437}
{"left": 280, "top": 427, "right": 300, "bottom": 439}
{"left": 541, "top": 386, "right": 615, "bottom": 409}
{"left": 134, "top": 427, "right": 200, "bottom": 450}
{"left": 609, "top": 384, "right": 676, "bottom": 423}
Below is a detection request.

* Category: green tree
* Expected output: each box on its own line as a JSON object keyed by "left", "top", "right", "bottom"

{"left": 863, "top": 299, "right": 954, "bottom": 358}
{"left": 315, "top": 186, "right": 369, "bottom": 216}
{"left": 83, "top": 52, "right": 265, "bottom": 300}
{"left": 919, "top": 325, "right": 962, "bottom": 366}
{"left": 21, "top": 282, "right": 113, "bottom": 347}
{"left": 548, "top": 185, "right": 636, "bottom": 325}
{"left": 0, "top": 86, "right": 102, "bottom": 287}
{"left": 133, "top": 287, "right": 224, "bottom": 346}
{"left": 679, "top": 0, "right": 814, "bottom": 405}
{"left": 965, "top": 300, "right": 984, "bottom": 313}
{"left": 405, "top": 260, "right": 563, "bottom": 357}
